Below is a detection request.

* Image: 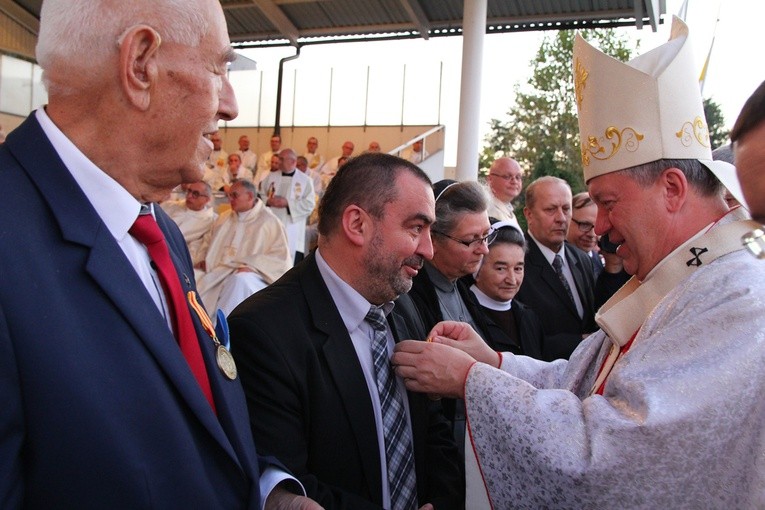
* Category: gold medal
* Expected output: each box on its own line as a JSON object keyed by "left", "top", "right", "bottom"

{"left": 216, "top": 345, "right": 238, "bottom": 380}
{"left": 187, "top": 290, "right": 238, "bottom": 380}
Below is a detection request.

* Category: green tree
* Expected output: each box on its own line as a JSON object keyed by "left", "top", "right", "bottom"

{"left": 703, "top": 97, "right": 729, "bottom": 149}
{"left": 479, "top": 30, "right": 636, "bottom": 194}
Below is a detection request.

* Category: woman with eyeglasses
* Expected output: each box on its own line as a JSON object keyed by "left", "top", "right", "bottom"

{"left": 406, "top": 179, "right": 497, "bottom": 455}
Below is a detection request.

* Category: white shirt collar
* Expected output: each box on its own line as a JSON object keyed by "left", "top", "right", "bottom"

{"left": 35, "top": 108, "right": 142, "bottom": 241}
{"left": 528, "top": 230, "right": 566, "bottom": 267}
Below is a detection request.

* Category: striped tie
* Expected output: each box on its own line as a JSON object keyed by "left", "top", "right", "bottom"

{"left": 365, "top": 306, "right": 418, "bottom": 510}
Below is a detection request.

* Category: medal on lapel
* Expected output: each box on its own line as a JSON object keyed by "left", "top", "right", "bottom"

{"left": 187, "top": 291, "right": 238, "bottom": 380}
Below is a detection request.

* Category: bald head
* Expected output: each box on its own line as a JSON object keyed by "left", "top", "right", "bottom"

{"left": 487, "top": 157, "right": 523, "bottom": 203}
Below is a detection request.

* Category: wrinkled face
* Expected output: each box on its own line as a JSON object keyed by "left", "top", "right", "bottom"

{"left": 307, "top": 137, "right": 318, "bottom": 152}
{"left": 524, "top": 181, "right": 571, "bottom": 252}
{"left": 475, "top": 243, "right": 525, "bottom": 302}
{"left": 227, "top": 154, "right": 241, "bottom": 173}
{"left": 238, "top": 135, "right": 250, "bottom": 151}
{"left": 368, "top": 141, "right": 381, "bottom": 152}
{"left": 149, "top": 0, "right": 237, "bottom": 187}
{"left": 228, "top": 182, "right": 254, "bottom": 212}
{"left": 432, "top": 211, "right": 491, "bottom": 281}
{"left": 589, "top": 171, "right": 669, "bottom": 280}
{"left": 270, "top": 154, "right": 280, "bottom": 171}
{"left": 735, "top": 120, "right": 765, "bottom": 224}
{"left": 341, "top": 142, "right": 354, "bottom": 157}
{"left": 488, "top": 159, "right": 523, "bottom": 202}
{"left": 568, "top": 202, "right": 598, "bottom": 252}
{"left": 270, "top": 136, "right": 281, "bottom": 151}
{"left": 185, "top": 181, "right": 211, "bottom": 211}
{"left": 362, "top": 172, "right": 435, "bottom": 304}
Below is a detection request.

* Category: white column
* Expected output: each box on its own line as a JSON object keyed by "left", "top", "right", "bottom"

{"left": 455, "top": 0, "right": 487, "bottom": 182}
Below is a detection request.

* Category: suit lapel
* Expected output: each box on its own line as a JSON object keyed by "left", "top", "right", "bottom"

{"left": 10, "top": 115, "right": 241, "bottom": 469}
{"left": 300, "top": 257, "right": 383, "bottom": 502}
{"left": 527, "top": 237, "right": 580, "bottom": 317}
{"left": 565, "top": 244, "right": 588, "bottom": 310}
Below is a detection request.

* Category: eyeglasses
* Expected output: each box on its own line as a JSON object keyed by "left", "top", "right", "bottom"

{"left": 186, "top": 189, "right": 209, "bottom": 199}
{"left": 742, "top": 228, "right": 765, "bottom": 259}
{"left": 489, "top": 173, "right": 522, "bottom": 182}
{"left": 571, "top": 218, "right": 595, "bottom": 233}
{"left": 228, "top": 191, "right": 245, "bottom": 199}
{"left": 432, "top": 229, "right": 497, "bottom": 248}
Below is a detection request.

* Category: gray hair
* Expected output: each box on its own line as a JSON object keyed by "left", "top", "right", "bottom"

{"left": 712, "top": 144, "right": 735, "bottom": 165}
{"left": 433, "top": 181, "right": 489, "bottom": 234}
{"left": 620, "top": 158, "right": 722, "bottom": 198}
{"left": 37, "top": 0, "right": 210, "bottom": 91}
{"left": 231, "top": 178, "right": 256, "bottom": 196}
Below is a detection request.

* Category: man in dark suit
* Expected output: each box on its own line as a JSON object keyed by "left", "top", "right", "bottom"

{"left": 229, "top": 153, "right": 464, "bottom": 509}
{"left": 0, "top": 1, "right": 316, "bottom": 508}
{"left": 516, "top": 176, "right": 597, "bottom": 361}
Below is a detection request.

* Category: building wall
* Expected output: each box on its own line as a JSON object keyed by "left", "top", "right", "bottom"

{"left": 0, "top": 11, "right": 36, "bottom": 61}
{"left": 216, "top": 124, "right": 443, "bottom": 162}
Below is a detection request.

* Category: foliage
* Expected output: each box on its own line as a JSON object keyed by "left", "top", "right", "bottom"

{"left": 479, "top": 29, "right": 636, "bottom": 194}
{"left": 703, "top": 97, "right": 730, "bottom": 149}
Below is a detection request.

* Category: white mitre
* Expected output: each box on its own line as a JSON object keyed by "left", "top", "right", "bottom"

{"left": 573, "top": 16, "right": 746, "bottom": 206}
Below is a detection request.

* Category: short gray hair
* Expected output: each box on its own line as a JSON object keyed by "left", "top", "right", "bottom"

{"left": 37, "top": 0, "right": 210, "bottom": 90}
{"left": 620, "top": 158, "right": 722, "bottom": 198}
{"left": 433, "top": 181, "right": 489, "bottom": 234}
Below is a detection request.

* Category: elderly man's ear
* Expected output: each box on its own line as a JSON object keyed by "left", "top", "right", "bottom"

{"left": 119, "top": 25, "right": 162, "bottom": 111}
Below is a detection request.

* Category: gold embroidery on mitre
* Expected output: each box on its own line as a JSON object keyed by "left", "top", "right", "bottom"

{"left": 675, "top": 116, "right": 711, "bottom": 148}
{"left": 574, "top": 59, "right": 588, "bottom": 108}
{"left": 581, "top": 126, "right": 645, "bottom": 166}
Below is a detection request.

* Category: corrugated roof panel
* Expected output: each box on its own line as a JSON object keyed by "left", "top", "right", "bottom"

{"left": 3, "top": 0, "right": 664, "bottom": 46}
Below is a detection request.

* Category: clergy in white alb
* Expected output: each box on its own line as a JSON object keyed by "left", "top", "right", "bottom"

{"left": 391, "top": 17, "right": 765, "bottom": 509}
{"left": 486, "top": 157, "right": 523, "bottom": 231}
{"left": 197, "top": 179, "right": 291, "bottom": 319}
{"left": 235, "top": 135, "right": 258, "bottom": 174}
{"left": 260, "top": 149, "right": 316, "bottom": 260}
{"left": 160, "top": 181, "right": 217, "bottom": 268}
{"left": 302, "top": 136, "right": 325, "bottom": 171}
{"left": 255, "top": 134, "right": 282, "bottom": 185}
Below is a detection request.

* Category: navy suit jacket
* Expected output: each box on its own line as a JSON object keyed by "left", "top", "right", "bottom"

{"left": 515, "top": 236, "right": 597, "bottom": 361}
{"left": 228, "top": 253, "right": 464, "bottom": 510}
{"left": 0, "top": 114, "right": 269, "bottom": 508}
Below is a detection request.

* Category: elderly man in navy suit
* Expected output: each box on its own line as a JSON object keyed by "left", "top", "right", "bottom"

{"left": 0, "top": 0, "right": 320, "bottom": 508}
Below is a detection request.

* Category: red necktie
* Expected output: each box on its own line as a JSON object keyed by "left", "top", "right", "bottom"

{"left": 130, "top": 211, "right": 216, "bottom": 413}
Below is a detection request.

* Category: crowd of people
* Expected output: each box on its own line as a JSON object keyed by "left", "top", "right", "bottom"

{"left": 2, "top": 1, "right": 764, "bottom": 509}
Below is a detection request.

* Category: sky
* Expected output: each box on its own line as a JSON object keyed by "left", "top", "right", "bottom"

{"left": 237, "top": 0, "right": 762, "bottom": 166}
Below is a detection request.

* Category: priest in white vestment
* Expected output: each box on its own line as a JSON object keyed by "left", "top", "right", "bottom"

{"left": 197, "top": 179, "right": 291, "bottom": 319}
{"left": 391, "top": 18, "right": 765, "bottom": 509}
{"left": 161, "top": 181, "right": 217, "bottom": 267}
{"left": 255, "top": 134, "right": 281, "bottom": 185}
{"left": 235, "top": 134, "right": 258, "bottom": 174}
{"left": 260, "top": 148, "right": 315, "bottom": 262}
{"left": 486, "top": 157, "right": 522, "bottom": 231}
{"left": 302, "top": 136, "right": 325, "bottom": 172}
